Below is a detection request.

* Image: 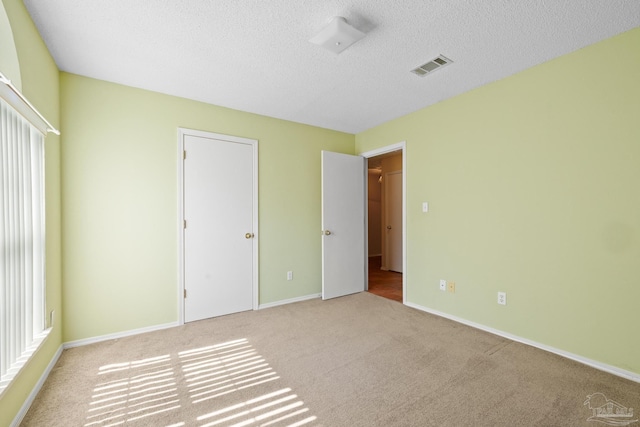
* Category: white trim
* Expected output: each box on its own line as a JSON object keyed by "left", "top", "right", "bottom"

{"left": 363, "top": 156, "right": 369, "bottom": 291}
{"left": 405, "top": 301, "right": 640, "bottom": 384}
{"left": 258, "top": 293, "right": 321, "bottom": 310}
{"left": 10, "top": 344, "right": 63, "bottom": 427}
{"left": 63, "top": 322, "right": 179, "bottom": 349}
{"left": 177, "top": 130, "right": 185, "bottom": 325}
{"left": 177, "top": 128, "right": 259, "bottom": 324}
{"left": 251, "top": 137, "right": 259, "bottom": 311}
{"left": 360, "top": 142, "right": 407, "bottom": 304}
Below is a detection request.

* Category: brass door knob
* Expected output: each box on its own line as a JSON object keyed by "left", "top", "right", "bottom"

{"left": 245, "top": 233, "right": 254, "bottom": 239}
{"left": 324, "top": 230, "right": 331, "bottom": 236}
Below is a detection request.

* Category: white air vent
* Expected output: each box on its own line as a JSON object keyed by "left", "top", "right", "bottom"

{"left": 411, "top": 55, "right": 453, "bottom": 77}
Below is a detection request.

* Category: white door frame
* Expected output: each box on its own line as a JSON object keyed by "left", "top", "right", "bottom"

{"left": 177, "top": 127, "right": 259, "bottom": 324}
{"left": 360, "top": 142, "right": 406, "bottom": 304}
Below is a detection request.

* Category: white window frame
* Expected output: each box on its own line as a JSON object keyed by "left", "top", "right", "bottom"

{"left": 0, "top": 72, "right": 57, "bottom": 395}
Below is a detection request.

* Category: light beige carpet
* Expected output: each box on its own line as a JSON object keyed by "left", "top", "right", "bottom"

{"left": 21, "top": 292, "right": 640, "bottom": 426}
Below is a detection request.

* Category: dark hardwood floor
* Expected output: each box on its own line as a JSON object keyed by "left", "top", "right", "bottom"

{"left": 367, "top": 256, "right": 402, "bottom": 302}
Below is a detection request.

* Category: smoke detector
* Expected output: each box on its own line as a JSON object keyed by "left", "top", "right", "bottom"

{"left": 309, "top": 17, "right": 366, "bottom": 54}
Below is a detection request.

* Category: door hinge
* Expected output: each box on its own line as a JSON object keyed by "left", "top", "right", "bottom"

{"left": 183, "top": 150, "right": 187, "bottom": 160}
{"left": 184, "top": 219, "right": 187, "bottom": 229}
{"left": 184, "top": 289, "right": 187, "bottom": 298}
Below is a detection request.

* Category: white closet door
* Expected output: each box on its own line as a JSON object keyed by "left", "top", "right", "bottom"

{"left": 183, "top": 132, "right": 256, "bottom": 322}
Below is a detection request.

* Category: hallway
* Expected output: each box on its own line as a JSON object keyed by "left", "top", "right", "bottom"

{"left": 367, "top": 256, "right": 402, "bottom": 302}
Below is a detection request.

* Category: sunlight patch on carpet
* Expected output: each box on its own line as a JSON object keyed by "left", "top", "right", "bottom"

{"left": 83, "top": 338, "right": 317, "bottom": 426}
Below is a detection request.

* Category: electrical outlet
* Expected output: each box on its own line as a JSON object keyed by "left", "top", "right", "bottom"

{"left": 498, "top": 292, "right": 507, "bottom": 305}
{"left": 287, "top": 271, "right": 293, "bottom": 281}
{"left": 447, "top": 281, "right": 456, "bottom": 293}
{"left": 439, "top": 279, "right": 447, "bottom": 291}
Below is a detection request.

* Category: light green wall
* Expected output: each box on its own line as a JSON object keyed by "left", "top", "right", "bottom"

{"left": 0, "top": 0, "right": 62, "bottom": 425}
{"left": 356, "top": 27, "right": 640, "bottom": 374}
{"left": 0, "top": 0, "right": 20, "bottom": 89}
{"left": 60, "top": 73, "right": 354, "bottom": 342}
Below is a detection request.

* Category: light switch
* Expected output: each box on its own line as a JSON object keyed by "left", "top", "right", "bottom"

{"left": 422, "top": 202, "right": 429, "bottom": 213}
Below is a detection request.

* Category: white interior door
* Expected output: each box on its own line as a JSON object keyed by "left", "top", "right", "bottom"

{"left": 183, "top": 131, "right": 257, "bottom": 322}
{"left": 321, "top": 151, "right": 365, "bottom": 300}
{"left": 385, "top": 171, "right": 403, "bottom": 272}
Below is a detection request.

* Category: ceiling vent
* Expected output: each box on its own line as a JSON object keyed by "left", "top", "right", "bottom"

{"left": 411, "top": 55, "right": 453, "bottom": 77}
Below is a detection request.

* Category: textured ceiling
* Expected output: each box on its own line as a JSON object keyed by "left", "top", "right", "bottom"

{"left": 24, "top": 1, "right": 640, "bottom": 134}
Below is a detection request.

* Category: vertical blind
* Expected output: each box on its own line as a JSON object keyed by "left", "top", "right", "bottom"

{"left": 0, "top": 95, "right": 46, "bottom": 388}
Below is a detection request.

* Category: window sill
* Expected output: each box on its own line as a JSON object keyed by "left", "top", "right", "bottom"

{"left": 0, "top": 327, "right": 52, "bottom": 397}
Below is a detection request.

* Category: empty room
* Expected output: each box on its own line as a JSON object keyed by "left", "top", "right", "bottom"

{"left": 1, "top": 1, "right": 639, "bottom": 426}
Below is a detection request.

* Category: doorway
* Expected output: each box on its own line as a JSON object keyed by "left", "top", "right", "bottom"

{"left": 362, "top": 143, "right": 405, "bottom": 303}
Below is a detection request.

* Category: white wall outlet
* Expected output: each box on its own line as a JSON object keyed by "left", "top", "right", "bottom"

{"left": 498, "top": 292, "right": 507, "bottom": 305}
{"left": 439, "top": 279, "right": 447, "bottom": 291}
{"left": 287, "top": 271, "right": 293, "bottom": 281}
{"left": 422, "top": 202, "right": 429, "bottom": 213}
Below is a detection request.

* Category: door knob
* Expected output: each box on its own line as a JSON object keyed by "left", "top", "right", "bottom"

{"left": 324, "top": 230, "right": 331, "bottom": 236}
{"left": 245, "top": 233, "right": 254, "bottom": 239}
{"left": 386, "top": 225, "right": 392, "bottom": 229}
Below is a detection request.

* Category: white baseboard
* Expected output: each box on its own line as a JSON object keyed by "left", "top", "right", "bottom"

{"left": 259, "top": 293, "right": 321, "bottom": 310}
{"left": 63, "top": 321, "right": 180, "bottom": 349}
{"left": 11, "top": 344, "right": 63, "bottom": 427}
{"left": 404, "top": 301, "right": 640, "bottom": 383}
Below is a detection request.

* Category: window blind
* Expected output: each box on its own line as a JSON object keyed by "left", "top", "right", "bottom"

{"left": 0, "top": 93, "right": 47, "bottom": 391}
